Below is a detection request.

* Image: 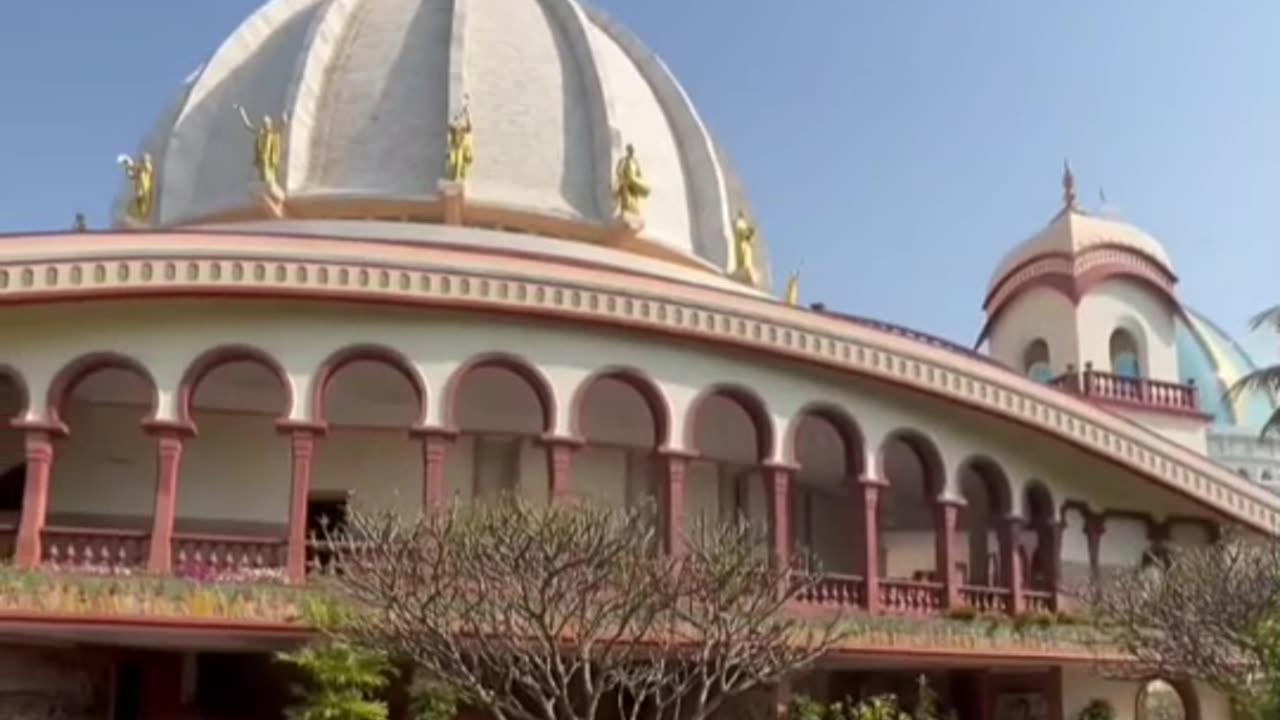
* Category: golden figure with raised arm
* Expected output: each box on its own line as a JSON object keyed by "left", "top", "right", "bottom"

{"left": 445, "top": 99, "right": 474, "bottom": 182}
{"left": 236, "top": 105, "right": 287, "bottom": 186}
{"left": 116, "top": 153, "right": 155, "bottom": 222}
{"left": 732, "top": 210, "right": 760, "bottom": 285}
{"left": 613, "top": 143, "right": 650, "bottom": 217}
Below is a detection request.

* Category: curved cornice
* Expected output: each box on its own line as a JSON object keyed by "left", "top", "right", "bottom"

{"left": 1, "top": 230, "right": 1277, "bottom": 534}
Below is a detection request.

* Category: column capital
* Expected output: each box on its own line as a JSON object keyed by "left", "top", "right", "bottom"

{"left": 10, "top": 418, "right": 67, "bottom": 439}
{"left": 855, "top": 474, "right": 889, "bottom": 489}
{"left": 655, "top": 446, "right": 698, "bottom": 461}
{"left": 761, "top": 460, "right": 801, "bottom": 474}
{"left": 275, "top": 419, "right": 328, "bottom": 437}
{"left": 538, "top": 433, "right": 585, "bottom": 450}
{"left": 1083, "top": 513, "right": 1107, "bottom": 537}
{"left": 142, "top": 419, "right": 196, "bottom": 439}
{"left": 409, "top": 425, "right": 459, "bottom": 442}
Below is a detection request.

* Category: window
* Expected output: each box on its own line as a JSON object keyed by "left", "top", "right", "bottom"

{"left": 1022, "top": 339, "right": 1052, "bottom": 382}
{"left": 1110, "top": 328, "right": 1142, "bottom": 377}
{"left": 1137, "top": 679, "right": 1187, "bottom": 720}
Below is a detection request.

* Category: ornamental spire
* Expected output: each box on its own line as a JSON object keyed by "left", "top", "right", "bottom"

{"left": 1061, "top": 159, "right": 1078, "bottom": 212}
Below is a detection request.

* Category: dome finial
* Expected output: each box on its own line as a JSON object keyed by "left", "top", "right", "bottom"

{"left": 1061, "top": 159, "right": 1078, "bottom": 211}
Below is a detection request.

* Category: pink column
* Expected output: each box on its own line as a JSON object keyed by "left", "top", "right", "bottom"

{"left": 541, "top": 437, "right": 582, "bottom": 503}
{"left": 934, "top": 498, "right": 962, "bottom": 610}
{"left": 858, "top": 476, "right": 887, "bottom": 613}
{"left": 762, "top": 463, "right": 794, "bottom": 569}
{"left": 412, "top": 428, "right": 455, "bottom": 511}
{"left": 657, "top": 450, "right": 692, "bottom": 557}
{"left": 14, "top": 425, "right": 56, "bottom": 568}
{"left": 1047, "top": 521, "right": 1064, "bottom": 611}
{"left": 1001, "top": 516, "right": 1026, "bottom": 614}
{"left": 144, "top": 422, "right": 191, "bottom": 575}
{"left": 281, "top": 423, "right": 323, "bottom": 584}
{"left": 1084, "top": 514, "right": 1106, "bottom": 585}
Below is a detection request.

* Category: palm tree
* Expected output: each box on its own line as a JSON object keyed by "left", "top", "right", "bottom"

{"left": 1227, "top": 306, "right": 1280, "bottom": 436}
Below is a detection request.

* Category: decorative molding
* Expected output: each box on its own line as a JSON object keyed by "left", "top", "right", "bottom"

{"left": 0, "top": 232, "right": 1276, "bottom": 535}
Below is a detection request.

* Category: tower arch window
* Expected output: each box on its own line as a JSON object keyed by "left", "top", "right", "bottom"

{"left": 1022, "top": 339, "right": 1052, "bottom": 382}
{"left": 1110, "top": 328, "right": 1143, "bottom": 378}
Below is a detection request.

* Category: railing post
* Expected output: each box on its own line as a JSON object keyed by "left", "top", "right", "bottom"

{"left": 1084, "top": 513, "right": 1106, "bottom": 587}
{"left": 656, "top": 449, "right": 694, "bottom": 558}
{"left": 934, "top": 497, "right": 963, "bottom": 610}
{"left": 13, "top": 423, "right": 59, "bottom": 568}
{"left": 278, "top": 420, "right": 326, "bottom": 584}
{"left": 411, "top": 426, "right": 456, "bottom": 511}
{"left": 1047, "top": 520, "right": 1064, "bottom": 612}
{"left": 1001, "top": 515, "right": 1026, "bottom": 614}
{"left": 143, "top": 420, "right": 195, "bottom": 575}
{"left": 540, "top": 435, "right": 583, "bottom": 504}
{"left": 857, "top": 476, "right": 887, "bottom": 613}
{"left": 762, "top": 463, "right": 795, "bottom": 571}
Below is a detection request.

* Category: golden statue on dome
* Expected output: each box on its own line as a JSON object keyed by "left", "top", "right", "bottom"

{"left": 783, "top": 271, "right": 800, "bottom": 306}
{"left": 116, "top": 152, "right": 155, "bottom": 222}
{"left": 614, "top": 143, "right": 650, "bottom": 217}
{"left": 236, "top": 105, "right": 287, "bottom": 188}
{"left": 445, "top": 99, "right": 474, "bottom": 182}
{"left": 732, "top": 210, "right": 760, "bottom": 285}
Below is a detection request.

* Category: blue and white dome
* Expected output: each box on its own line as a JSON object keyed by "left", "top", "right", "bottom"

{"left": 1177, "top": 307, "right": 1276, "bottom": 431}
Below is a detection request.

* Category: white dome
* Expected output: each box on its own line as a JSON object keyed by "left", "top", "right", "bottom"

{"left": 116, "top": 0, "right": 765, "bottom": 280}
{"left": 986, "top": 207, "right": 1175, "bottom": 295}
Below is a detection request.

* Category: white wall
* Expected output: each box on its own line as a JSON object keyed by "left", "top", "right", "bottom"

{"left": 1076, "top": 279, "right": 1179, "bottom": 382}
{"left": 988, "top": 286, "right": 1080, "bottom": 377}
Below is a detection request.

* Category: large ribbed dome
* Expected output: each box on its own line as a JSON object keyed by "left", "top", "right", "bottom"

{"left": 114, "top": 0, "right": 767, "bottom": 284}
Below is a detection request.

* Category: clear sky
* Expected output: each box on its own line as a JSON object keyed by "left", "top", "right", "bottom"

{"left": 0, "top": 1, "right": 1276, "bottom": 355}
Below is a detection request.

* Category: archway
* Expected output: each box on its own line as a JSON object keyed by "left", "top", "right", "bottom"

{"left": 177, "top": 349, "right": 291, "bottom": 579}
{"left": 955, "top": 458, "right": 1012, "bottom": 587}
{"left": 314, "top": 350, "right": 425, "bottom": 524}
{"left": 954, "top": 457, "right": 1015, "bottom": 612}
{"left": 687, "top": 387, "right": 772, "bottom": 534}
{"left": 1023, "top": 483, "right": 1057, "bottom": 592}
{"left": 1137, "top": 679, "right": 1196, "bottom": 720}
{"left": 447, "top": 358, "right": 555, "bottom": 504}
{"left": 573, "top": 370, "right": 666, "bottom": 509}
{"left": 791, "top": 406, "right": 862, "bottom": 575}
{"left": 45, "top": 354, "right": 159, "bottom": 570}
{"left": 877, "top": 431, "right": 946, "bottom": 611}
{"left": 0, "top": 368, "right": 26, "bottom": 559}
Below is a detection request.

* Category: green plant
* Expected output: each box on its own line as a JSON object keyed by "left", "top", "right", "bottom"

{"left": 1076, "top": 698, "right": 1114, "bottom": 720}
{"left": 789, "top": 694, "right": 911, "bottom": 720}
{"left": 277, "top": 641, "right": 392, "bottom": 720}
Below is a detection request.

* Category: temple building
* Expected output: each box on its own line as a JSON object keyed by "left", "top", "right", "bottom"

{"left": 0, "top": 0, "right": 1272, "bottom": 718}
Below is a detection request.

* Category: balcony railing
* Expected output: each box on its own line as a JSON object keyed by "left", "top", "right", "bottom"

{"left": 41, "top": 526, "right": 148, "bottom": 572}
{"left": 172, "top": 532, "right": 287, "bottom": 582}
{"left": 798, "top": 572, "right": 864, "bottom": 607}
{"left": 1050, "top": 365, "right": 1200, "bottom": 415}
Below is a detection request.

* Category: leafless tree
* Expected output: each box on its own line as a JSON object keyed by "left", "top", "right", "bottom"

{"left": 1088, "top": 530, "right": 1280, "bottom": 715}
{"left": 316, "top": 497, "right": 845, "bottom": 720}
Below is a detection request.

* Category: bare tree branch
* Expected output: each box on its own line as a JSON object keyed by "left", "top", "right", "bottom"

{"left": 1088, "top": 529, "right": 1280, "bottom": 715}
{"left": 315, "top": 496, "right": 846, "bottom": 720}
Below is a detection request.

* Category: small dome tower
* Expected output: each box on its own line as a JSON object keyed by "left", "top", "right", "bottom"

{"left": 979, "top": 163, "right": 1208, "bottom": 450}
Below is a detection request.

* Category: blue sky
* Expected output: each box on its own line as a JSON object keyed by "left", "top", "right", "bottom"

{"left": 0, "top": 1, "right": 1276, "bottom": 356}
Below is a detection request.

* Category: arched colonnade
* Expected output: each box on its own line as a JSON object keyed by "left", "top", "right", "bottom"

{"left": 0, "top": 345, "right": 1172, "bottom": 615}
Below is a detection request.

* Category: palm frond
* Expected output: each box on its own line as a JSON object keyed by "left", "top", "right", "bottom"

{"left": 1247, "top": 305, "right": 1280, "bottom": 332}
{"left": 1225, "top": 366, "right": 1280, "bottom": 438}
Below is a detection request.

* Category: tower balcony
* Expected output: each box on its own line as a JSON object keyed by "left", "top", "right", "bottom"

{"left": 1049, "top": 364, "right": 1201, "bottom": 416}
